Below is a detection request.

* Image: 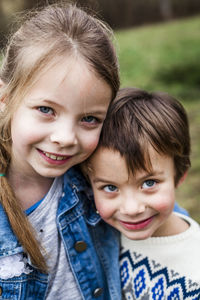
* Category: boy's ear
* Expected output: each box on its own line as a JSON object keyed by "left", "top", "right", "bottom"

{"left": 177, "top": 171, "right": 188, "bottom": 187}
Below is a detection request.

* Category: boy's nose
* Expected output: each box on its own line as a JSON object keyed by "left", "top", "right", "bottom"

{"left": 120, "top": 195, "right": 146, "bottom": 216}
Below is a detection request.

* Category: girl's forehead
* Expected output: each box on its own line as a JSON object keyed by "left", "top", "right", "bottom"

{"left": 16, "top": 55, "right": 111, "bottom": 117}
{"left": 32, "top": 55, "right": 102, "bottom": 90}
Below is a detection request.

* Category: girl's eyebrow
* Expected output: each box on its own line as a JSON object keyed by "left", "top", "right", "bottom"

{"left": 27, "top": 98, "right": 108, "bottom": 115}
{"left": 26, "top": 98, "right": 66, "bottom": 109}
{"left": 26, "top": 98, "right": 54, "bottom": 104}
{"left": 83, "top": 110, "right": 108, "bottom": 116}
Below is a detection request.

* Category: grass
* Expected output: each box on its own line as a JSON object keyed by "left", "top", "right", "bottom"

{"left": 115, "top": 16, "right": 200, "bottom": 223}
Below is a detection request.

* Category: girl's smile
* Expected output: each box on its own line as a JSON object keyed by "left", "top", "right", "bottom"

{"left": 37, "top": 149, "right": 72, "bottom": 165}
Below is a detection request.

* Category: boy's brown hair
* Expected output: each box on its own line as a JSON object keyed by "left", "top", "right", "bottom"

{"left": 98, "top": 87, "right": 191, "bottom": 185}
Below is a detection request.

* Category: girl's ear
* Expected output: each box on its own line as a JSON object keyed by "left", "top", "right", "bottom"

{"left": 177, "top": 171, "right": 188, "bottom": 187}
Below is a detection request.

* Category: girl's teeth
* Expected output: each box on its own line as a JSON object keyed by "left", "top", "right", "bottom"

{"left": 44, "top": 152, "right": 66, "bottom": 160}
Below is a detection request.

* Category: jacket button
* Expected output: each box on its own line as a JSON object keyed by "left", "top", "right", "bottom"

{"left": 93, "top": 287, "right": 103, "bottom": 298}
{"left": 0, "top": 287, "right": 2, "bottom": 296}
{"left": 74, "top": 241, "right": 87, "bottom": 252}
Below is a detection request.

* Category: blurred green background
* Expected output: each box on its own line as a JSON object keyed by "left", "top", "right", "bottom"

{"left": 0, "top": 0, "right": 199, "bottom": 222}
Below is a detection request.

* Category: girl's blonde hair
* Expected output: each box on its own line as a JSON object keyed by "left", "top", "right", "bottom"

{"left": 0, "top": 3, "right": 119, "bottom": 272}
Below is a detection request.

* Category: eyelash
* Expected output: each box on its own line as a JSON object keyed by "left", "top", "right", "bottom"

{"left": 36, "top": 108, "right": 102, "bottom": 126}
{"left": 142, "top": 179, "right": 158, "bottom": 189}
{"left": 102, "top": 185, "right": 118, "bottom": 193}
{"left": 80, "top": 116, "right": 103, "bottom": 129}
{"left": 81, "top": 116, "right": 101, "bottom": 125}
{"left": 37, "top": 106, "right": 54, "bottom": 116}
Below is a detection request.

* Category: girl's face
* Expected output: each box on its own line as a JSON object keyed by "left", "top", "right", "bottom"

{"left": 9, "top": 57, "right": 112, "bottom": 181}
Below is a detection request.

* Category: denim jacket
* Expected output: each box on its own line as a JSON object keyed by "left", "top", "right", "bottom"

{"left": 0, "top": 166, "right": 121, "bottom": 300}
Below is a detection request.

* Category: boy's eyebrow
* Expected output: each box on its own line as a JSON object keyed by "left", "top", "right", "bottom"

{"left": 137, "top": 171, "right": 164, "bottom": 181}
{"left": 92, "top": 177, "right": 117, "bottom": 184}
{"left": 91, "top": 171, "right": 165, "bottom": 186}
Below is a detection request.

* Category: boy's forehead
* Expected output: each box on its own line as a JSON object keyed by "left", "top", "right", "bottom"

{"left": 89, "top": 146, "right": 175, "bottom": 178}
{"left": 89, "top": 148, "right": 128, "bottom": 172}
{"left": 88, "top": 148, "right": 129, "bottom": 183}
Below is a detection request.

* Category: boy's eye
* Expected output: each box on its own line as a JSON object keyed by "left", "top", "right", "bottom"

{"left": 142, "top": 180, "right": 156, "bottom": 189}
{"left": 82, "top": 116, "right": 98, "bottom": 124}
{"left": 38, "top": 106, "right": 54, "bottom": 115}
{"left": 103, "top": 185, "right": 118, "bottom": 192}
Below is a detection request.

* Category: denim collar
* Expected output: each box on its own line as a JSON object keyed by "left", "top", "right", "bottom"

{"left": 61, "top": 166, "right": 101, "bottom": 226}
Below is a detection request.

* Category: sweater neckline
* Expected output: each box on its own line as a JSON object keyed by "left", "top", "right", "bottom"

{"left": 121, "top": 213, "right": 199, "bottom": 245}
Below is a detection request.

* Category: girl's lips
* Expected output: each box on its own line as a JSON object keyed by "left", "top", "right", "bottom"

{"left": 38, "top": 149, "right": 72, "bottom": 165}
{"left": 119, "top": 215, "right": 155, "bottom": 230}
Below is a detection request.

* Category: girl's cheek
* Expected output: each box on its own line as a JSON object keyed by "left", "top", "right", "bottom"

{"left": 84, "top": 136, "right": 99, "bottom": 155}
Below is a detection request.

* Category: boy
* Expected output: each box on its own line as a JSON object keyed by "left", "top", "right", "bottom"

{"left": 84, "top": 88, "right": 200, "bottom": 299}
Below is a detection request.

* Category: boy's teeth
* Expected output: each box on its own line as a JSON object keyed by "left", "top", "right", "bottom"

{"left": 44, "top": 152, "right": 66, "bottom": 160}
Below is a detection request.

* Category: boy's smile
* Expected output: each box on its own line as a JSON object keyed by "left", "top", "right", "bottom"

{"left": 9, "top": 57, "right": 111, "bottom": 187}
{"left": 88, "top": 147, "right": 183, "bottom": 240}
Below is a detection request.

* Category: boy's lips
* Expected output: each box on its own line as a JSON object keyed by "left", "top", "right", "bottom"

{"left": 119, "top": 215, "right": 155, "bottom": 230}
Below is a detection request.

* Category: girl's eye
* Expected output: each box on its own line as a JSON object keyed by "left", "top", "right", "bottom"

{"left": 103, "top": 185, "right": 118, "bottom": 193}
{"left": 82, "top": 116, "right": 98, "bottom": 124}
{"left": 38, "top": 106, "right": 54, "bottom": 115}
{"left": 142, "top": 180, "right": 156, "bottom": 189}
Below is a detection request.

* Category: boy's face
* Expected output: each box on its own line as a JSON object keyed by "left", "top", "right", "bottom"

{"left": 88, "top": 147, "right": 177, "bottom": 240}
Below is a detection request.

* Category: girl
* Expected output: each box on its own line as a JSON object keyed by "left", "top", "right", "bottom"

{"left": 0, "top": 3, "right": 120, "bottom": 300}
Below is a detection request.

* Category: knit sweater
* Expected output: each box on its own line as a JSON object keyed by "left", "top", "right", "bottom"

{"left": 120, "top": 213, "right": 200, "bottom": 300}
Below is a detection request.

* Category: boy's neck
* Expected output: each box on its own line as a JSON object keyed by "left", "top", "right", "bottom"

{"left": 152, "top": 213, "right": 190, "bottom": 237}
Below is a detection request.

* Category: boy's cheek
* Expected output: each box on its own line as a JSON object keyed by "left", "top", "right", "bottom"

{"left": 95, "top": 200, "right": 114, "bottom": 220}
{"left": 153, "top": 193, "right": 175, "bottom": 215}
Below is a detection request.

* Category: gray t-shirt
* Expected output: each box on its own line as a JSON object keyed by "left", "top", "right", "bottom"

{"left": 28, "top": 176, "right": 82, "bottom": 300}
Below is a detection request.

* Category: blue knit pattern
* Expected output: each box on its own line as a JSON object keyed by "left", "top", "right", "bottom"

{"left": 120, "top": 250, "right": 200, "bottom": 300}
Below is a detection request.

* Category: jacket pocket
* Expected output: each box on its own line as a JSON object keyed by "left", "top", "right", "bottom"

{"left": 0, "top": 270, "right": 48, "bottom": 300}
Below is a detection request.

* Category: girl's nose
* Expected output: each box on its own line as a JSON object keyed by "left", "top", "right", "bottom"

{"left": 50, "top": 119, "right": 78, "bottom": 147}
